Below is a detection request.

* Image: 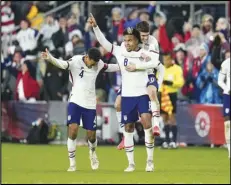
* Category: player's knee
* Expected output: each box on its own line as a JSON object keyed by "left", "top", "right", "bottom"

{"left": 87, "top": 135, "right": 96, "bottom": 143}
{"left": 68, "top": 124, "right": 78, "bottom": 139}
{"left": 148, "top": 88, "right": 157, "bottom": 101}
{"left": 114, "top": 102, "right": 121, "bottom": 111}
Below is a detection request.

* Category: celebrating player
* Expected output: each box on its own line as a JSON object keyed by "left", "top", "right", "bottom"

{"left": 116, "top": 21, "right": 164, "bottom": 150}
{"left": 88, "top": 13, "right": 160, "bottom": 172}
{"left": 218, "top": 57, "right": 230, "bottom": 158}
{"left": 41, "top": 47, "right": 120, "bottom": 171}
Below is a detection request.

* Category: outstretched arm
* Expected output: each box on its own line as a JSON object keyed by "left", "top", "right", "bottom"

{"left": 88, "top": 13, "right": 118, "bottom": 55}
{"left": 41, "top": 48, "right": 69, "bottom": 70}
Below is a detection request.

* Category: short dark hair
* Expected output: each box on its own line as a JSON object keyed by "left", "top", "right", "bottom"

{"left": 136, "top": 21, "right": 150, "bottom": 33}
{"left": 123, "top": 27, "right": 142, "bottom": 43}
{"left": 87, "top": 47, "right": 101, "bottom": 62}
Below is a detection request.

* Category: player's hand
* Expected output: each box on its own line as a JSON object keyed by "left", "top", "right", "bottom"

{"left": 140, "top": 53, "right": 151, "bottom": 62}
{"left": 41, "top": 48, "right": 50, "bottom": 60}
{"left": 88, "top": 13, "right": 97, "bottom": 28}
{"left": 125, "top": 62, "right": 136, "bottom": 72}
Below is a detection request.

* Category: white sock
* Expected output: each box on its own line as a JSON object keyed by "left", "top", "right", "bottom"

{"left": 224, "top": 120, "right": 230, "bottom": 157}
{"left": 150, "top": 101, "right": 160, "bottom": 127}
{"left": 117, "top": 111, "right": 125, "bottom": 134}
{"left": 144, "top": 127, "right": 154, "bottom": 161}
{"left": 67, "top": 138, "right": 77, "bottom": 167}
{"left": 88, "top": 139, "right": 97, "bottom": 152}
{"left": 124, "top": 131, "right": 135, "bottom": 165}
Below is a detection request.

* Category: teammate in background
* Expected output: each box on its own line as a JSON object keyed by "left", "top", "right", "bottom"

{"left": 116, "top": 21, "right": 164, "bottom": 150}
{"left": 41, "top": 47, "right": 120, "bottom": 171}
{"left": 218, "top": 58, "right": 230, "bottom": 158}
{"left": 88, "top": 13, "right": 160, "bottom": 172}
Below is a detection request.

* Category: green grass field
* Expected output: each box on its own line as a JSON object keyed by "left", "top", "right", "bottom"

{"left": 2, "top": 143, "right": 230, "bottom": 184}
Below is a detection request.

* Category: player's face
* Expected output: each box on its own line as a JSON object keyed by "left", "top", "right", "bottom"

{"left": 139, "top": 32, "right": 149, "bottom": 44}
{"left": 123, "top": 35, "right": 139, "bottom": 52}
{"left": 85, "top": 56, "right": 97, "bottom": 68}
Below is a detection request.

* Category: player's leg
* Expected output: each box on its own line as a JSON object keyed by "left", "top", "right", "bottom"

{"left": 168, "top": 93, "right": 178, "bottom": 149}
{"left": 121, "top": 97, "right": 138, "bottom": 172}
{"left": 223, "top": 94, "right": 230, "bottom": 158}
{"left": 66, "top": 103, "right": 81, "bottom": 171}
{"left": 138, "top": 95, "right": 155, "bottom": 172}
{"left": 114, "top": 91, "right": 125, "bottom": 150}
{"left": 82, "top": 108, "right": 99, "bottom": 169}
{"left": 147, "top": 84, "right": 160, "bottom": 136}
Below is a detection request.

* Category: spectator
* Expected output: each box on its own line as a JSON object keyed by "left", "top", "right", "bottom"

{"left": 1, "top": 1, "right": 16, "bottom": 36}
{"left": 2, "top": 50, "right": 25, "bottom": 100}
{"left": 110, "top": 7, "right": 125, "bottom": 44}
{"left": 39, "top": 14, "right": 59, "bottom": 52}
{"left": 26, "top": 1, "right": 44, "bottom": 30}
{"left": 15, "top": 60, "right": 40, "bottom": 101}
{"left": 43, "top": 54, "right": 69, "bottom": 101}
{"left": 196, "top": 62, "right": 222, "bottom": 104}
{"left": 185, "top": 24, "right": 207, "bottom": 58}
{"left": 65, "top": 29, "right": 84, "bottom": 58}
{"left": 51, "top": 16, "right": 69, "bottom": 58}
{"left": 216, "top": 17, "right": 229, "bottom": 41}
{"left": 210, "top": 32, "right": 230, "bottom": 70}
{"left": 16, "top": 19, "right": 40, "bottom": 61}
{"left": 201, "top": 14, "right": 214, "bottom": 42}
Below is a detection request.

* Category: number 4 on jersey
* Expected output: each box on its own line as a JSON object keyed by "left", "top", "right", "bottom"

{"left": 79, "top": 70, "right": 84, "bottom": 78}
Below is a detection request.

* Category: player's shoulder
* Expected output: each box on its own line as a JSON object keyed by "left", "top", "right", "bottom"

{"left": 148, "top": 35, "right": 158, "bottom": 44}
{"left": 222, "top": 58, "right": 230, "bottom": 66}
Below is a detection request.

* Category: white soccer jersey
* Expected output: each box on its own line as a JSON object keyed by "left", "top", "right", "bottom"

{"left": 67, "top": 55, "right": 118, "bottom": 109}
{"left": 218, "top": 58, "right": 230, "bottom": 95}
{"left": 111, "top": 45, "right": 159, "bottom": 97}
{"left": 48, "top": 53, "right": 120, "bottom": 109}
{"left": 120, "top": 35, "right": 159, "bottom": 75}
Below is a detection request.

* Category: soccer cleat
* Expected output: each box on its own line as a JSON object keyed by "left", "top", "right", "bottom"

{"left": 67, "top": 166, "right": 76, "bottom": 172}
{"left": 89, "top": 150, "right": 99, "bottom": 170}
{"left": 162, "top": 142, "right": 169, "bottom": 149}
{"left": 145, "top": 160, "right": 154, "bottom": 172}
{"left": 117, "top": 137, "right": 125, "bottom": 150}
{"left": 169, "top": 142, "right": 177, "bottom": 149}
{"left": 153, "top": 125, "right": 160, "bottom": 137}
{"left": 124, "top": 163, "right": 135, "bottom": 172}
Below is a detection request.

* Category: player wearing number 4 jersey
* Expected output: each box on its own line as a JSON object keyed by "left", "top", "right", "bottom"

{"left": 41, "top": 47, "right": 120, "bottom": 171}
{"left": 88, "top": 13, "right": 161, "bottom": 172}
{"left": 116, "top": 21, "right": 164, "bottom": 150}
{"left": 218, "top": 58, "right": 230, "bottom": 159}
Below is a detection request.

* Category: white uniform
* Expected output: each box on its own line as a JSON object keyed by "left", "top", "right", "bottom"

{"left": 120, "top": 35, "right": 164, "bottom": 89}
{"left": 218, "top": 58, "right": 230, "bottom": 95}
{"left": 48, "top": 54, "right": 120, "bottom": 109}
{"left": 112, "top": 46, "right": 160, "bottom": 97}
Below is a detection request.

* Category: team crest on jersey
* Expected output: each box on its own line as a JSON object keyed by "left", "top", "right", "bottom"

{"left": 124, "top": 115, "right": 127, "bottom": 121}
{"left": 144, "top": 44, "right": 149, "bottom": 50}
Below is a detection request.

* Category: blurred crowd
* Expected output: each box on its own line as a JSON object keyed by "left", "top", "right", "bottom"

{"left": 1, "top": 1, "right": 230, "bottom": 104}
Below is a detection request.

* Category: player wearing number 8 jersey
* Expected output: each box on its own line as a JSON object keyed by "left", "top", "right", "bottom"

{"left": 41, "top": 47, "right": 120, "bottom": 171}
{"left": 116, "top": 21, "right": 164, "bottom": 150}
{"left": 88, "top": 13, "right": 161, "bottom": 172}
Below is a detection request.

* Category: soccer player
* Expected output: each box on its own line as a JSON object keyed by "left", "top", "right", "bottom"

{"left": 88, "top": 13, "right": 160, "bottom": 172}
{"left": 218, "top": 57, "right": 230, "bottom": 158}
{"left": 116, "top": 21, "right": 164, "bottom": 150}
{"left": 41, "top": 47, "right": 120, "bottom": 171}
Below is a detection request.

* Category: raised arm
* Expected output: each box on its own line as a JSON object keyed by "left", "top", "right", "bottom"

{"left": 41, "top": 48, "right": 69, "bottom": 70}
{"left": 88, "top": 13, "right": 117, "bottom": 54}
